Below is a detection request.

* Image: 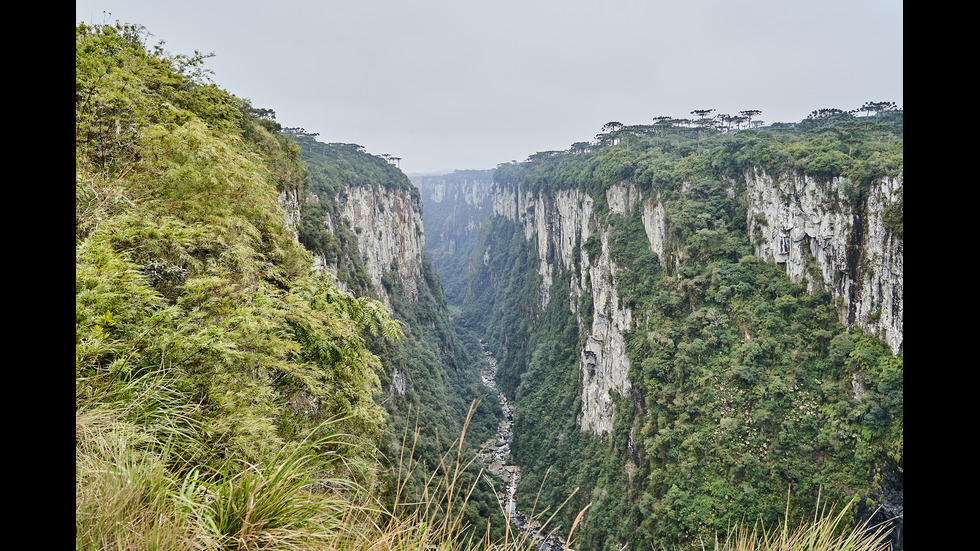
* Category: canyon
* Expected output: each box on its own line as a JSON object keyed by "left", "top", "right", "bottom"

{"left": 301, "top": 126, "right": 903, "bottom": 549}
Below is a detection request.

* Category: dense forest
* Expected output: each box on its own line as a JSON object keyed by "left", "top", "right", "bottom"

{"left": 446, "top": 105, "right": 902, "bottom": 549}
{"left": 76, "top": 21, "right": 901, "bottom": 551}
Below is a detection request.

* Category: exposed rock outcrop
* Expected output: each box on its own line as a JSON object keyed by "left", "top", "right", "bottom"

{"left": 491, "top": 182, "right": 651, "bottom": 435}
{"left": 476, "top": 164, "right": 904, "bottom": 435}
{"left": 745, "top": 169, "right": 903, "bottom": 353}
{"left": 333, "top": 185, "right": 426, "bottom": 309}
{"left": 278, "top": 187, "right": 301, "bottom": 242}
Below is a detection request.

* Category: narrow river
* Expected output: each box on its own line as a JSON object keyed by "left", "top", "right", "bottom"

{"left": 476, "top": 341, "right": 568, "bottom": 551}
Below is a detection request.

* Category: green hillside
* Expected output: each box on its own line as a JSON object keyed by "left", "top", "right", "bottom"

{"left": 76, "top": 22, "right": 499, "bottom": 549}
{"left": 458, "top": 110, "right": 902, "bottom": 550}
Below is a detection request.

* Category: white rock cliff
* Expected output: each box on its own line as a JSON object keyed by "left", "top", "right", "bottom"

{"left": 745, "top": 169, "right": 903, "bottom": 353}
{"left": 333, "top": 185, "right": 426, "bottom": 309}
{"left": 491, "top": 182, "right": 667, "bottom": 435}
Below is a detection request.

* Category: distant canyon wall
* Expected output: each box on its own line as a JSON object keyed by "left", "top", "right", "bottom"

{"left": 413, "top": 170, "right": 495, "bottom": 304}
{"left": 414, "top": 171, "right": 494, "bottom": 253}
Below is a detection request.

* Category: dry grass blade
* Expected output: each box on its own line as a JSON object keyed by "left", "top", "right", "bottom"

{"left": 564, "top": 502, "right": 592, "bottom": 551}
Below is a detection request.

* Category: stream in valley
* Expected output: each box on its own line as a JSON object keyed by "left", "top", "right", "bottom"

{"left": 476, "top": 341, "right": 568, "bottom": 551}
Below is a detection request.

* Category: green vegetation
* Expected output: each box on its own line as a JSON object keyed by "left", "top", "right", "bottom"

{"left": 76, "top": 21, "right": 431, "bottom": 547}
{"left": 77, "top": 20, "right": 899, "bottom": 550}
{"left": 76, "top": 22, "right": 395, "bottom": 465}
{"left": 459, "top": 109, "right": 902, "bottom": 549}
{"left": 289, "top": 133, "right": 507, "bottom": 541}
{"left": 76, "top": 21, "right": 507, "bottom": 548}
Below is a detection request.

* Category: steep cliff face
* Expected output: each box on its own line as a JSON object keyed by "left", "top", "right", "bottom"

{"left": 333, "top": 185, "right": 426, "bottom": 309}
{"left": 606, "top": 182, "right": 668, "bottom": 269}
{"left": 414, "top": 170, "right": 493, "bottom": 256}
{"left": 291, "top": 140, "right": 506, "bottom": 540}
{"left": 479, "top": 165, "right": 905, "bottom": 437}
{"left": 745, "top": 170, "right": 903, "bottom": 353}
{"left": 413, "top": 170, "right": 494, "bottom": 305}
{"left": 449, "top": 121, "right": 902, "bottom": 549}
{"left": 279, "top": 187, "right": 301, "bottom": 242}
{"left": 490, "top": 182, "right": 658, "bottom": 434}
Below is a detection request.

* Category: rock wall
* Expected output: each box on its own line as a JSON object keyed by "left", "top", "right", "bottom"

{"left": 413, "top": 171, "right": 494, "bottom": 262}
{"left": 415, "top": 171, "right": 493, "bottom": 210}
{"left": 606, "top": 182, "right": 668, "bottom": 265}
{"left": 333, "top": 185, "right": 426, "bottom": 309}
{"left": 491, "top": 182, "right": 669, "bottom": 434}
{"left": 485, "top": 166, "right": 903, "bottom": 433}
{"left": 745, "top": 169, "right": 903, "bottom": 353}
{"left": 278, "top": 187, "right": 301, "bottom": 242}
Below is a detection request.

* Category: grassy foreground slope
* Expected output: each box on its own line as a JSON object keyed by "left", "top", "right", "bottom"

{"left": 76, "top": 21, "right": 404, "bottom": 548}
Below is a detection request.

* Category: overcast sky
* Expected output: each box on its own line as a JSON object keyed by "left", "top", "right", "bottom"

{"left": 76, "top": 0, "right": 902, "bottom": 175}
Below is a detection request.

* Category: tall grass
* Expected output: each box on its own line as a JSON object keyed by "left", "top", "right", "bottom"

{"left": 75, "top": 367, "right": 363, "bottom": 550}
{"left": 76, "top": 407, "right": 362, "bottom": 550}
{"left": 706, "top": 489, "right": 895, "bottom": 551}
{"left": 76, "top": 380, "right": 892, "bottom": 551}
{"left": 75, "top": 377, "right": 206, "bottom": 549}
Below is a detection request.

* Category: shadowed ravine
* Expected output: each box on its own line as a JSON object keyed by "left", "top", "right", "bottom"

{"left": 476, "top": 341, "right": 568, "bottom": 551}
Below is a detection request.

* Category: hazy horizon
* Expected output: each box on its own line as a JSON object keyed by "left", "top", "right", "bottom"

{"left": 76, "top": 0, "right": 903, "bottom": 174}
